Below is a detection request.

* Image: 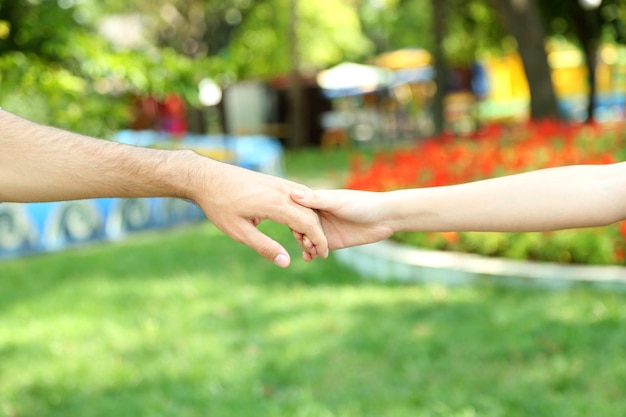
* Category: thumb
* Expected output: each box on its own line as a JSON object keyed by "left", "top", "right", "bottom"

{"left": 291, "top": 189, "right": 334, "bottom": 211}
{"left": 235, "top": 221, "right": 292, "bottom": 268}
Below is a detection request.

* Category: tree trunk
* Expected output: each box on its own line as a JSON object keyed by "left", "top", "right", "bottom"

{"left": 431, "top": 0, "right": 447, "bottom": 135}
{"left": 288, "top": 0, "right": 307, "bottom": 147}
{"left": 570, "top": 2, "right": 600, "bottom": 123}
{"left": 488, "top": 0, "right": 560, "bottom": 120}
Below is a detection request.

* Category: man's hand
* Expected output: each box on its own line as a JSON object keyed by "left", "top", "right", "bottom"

{"left": 0, "top": 109, "right": 326, "bottom": 267}
{"left": 188, "top": 157, "right": 329, "bottom": 267}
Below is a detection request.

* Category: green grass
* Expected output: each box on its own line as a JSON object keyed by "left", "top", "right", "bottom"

{"left": 283, "top": 146, "right": 373, "bottom": 187}
{"left": 2, "top": 221, "right": 626, "bottom": 417}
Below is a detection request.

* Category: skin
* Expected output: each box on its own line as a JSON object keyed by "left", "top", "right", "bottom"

{"left": 291, "top": 163, "right": 626, "bottom": 260}
{"left": 0, "top": 109, "right": 328, "bottom": 267}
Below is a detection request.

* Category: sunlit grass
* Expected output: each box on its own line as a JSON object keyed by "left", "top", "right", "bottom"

{"left": 2, "top": 222, "right": 626, "bottom": 417}
{"left": 283, "top": 146, "right": 371, "bottom": 187}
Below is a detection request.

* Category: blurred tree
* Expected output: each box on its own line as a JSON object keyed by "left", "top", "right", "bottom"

{"left": 568, "top": 2, "right": 601, "bottom": 122}
{"left": 10, "top": 0, "right": 607, "bottom": 140}
{"left": 357, "top": 0, "right": 432, "bottom": 54}
{"left": 1, "top": 0, "right": 372, "bottom": 131}
{"left": 487, "top": 0, "right": 560, "bottom": 120}
{"left": 444, "top": 0, "right": 506, "bottom": 64}
{"left": 0, "top": 0, "right": 213, "bottom": 137}
{"left": 91, "top": 0, "right": 264, "bottom": 60}
{"left": 538, "top": 0, "right": 626, "bottom": 122}
{"left": 0, "top": 0, "right": 126, "bottom": 135}
{"left": 539, "top": 1, "right": 601, "bottom": 122}
{"left": 288, "top": 0, "right": 306, "bottom": 147}
{"left": 356, "top": 0, "right": 511, "bottom": 66}
{"left": 119, "top": 0, "right": 371, "bottom": 146}
{"left": 106, "top": 0, "right": 372, "bottom": 78}
{"left": 431, "top": 0, "right": 448, "bottom": 135}
{"left": 223, "top": 0, "right": 371, "bottom": 78}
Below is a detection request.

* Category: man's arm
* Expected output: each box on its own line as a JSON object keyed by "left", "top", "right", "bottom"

{"left": 291, "top": 163, "right": 626, "bottom": 253}
{"left": 0, "top": 110, "right": 328, "bottom": 267}
{"left": 0, "top": 110, "right": 192, "bottom": 202}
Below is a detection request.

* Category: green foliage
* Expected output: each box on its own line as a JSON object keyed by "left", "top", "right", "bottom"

{"left": 0, "top": 0, "right": 374, "bottom": 135}
{"left": 5, "top": 0, "right": 625, "bottom": 136}
{"left": 357, "top": 0, "right": 507, "bottom": 64}
{"left": 445, "top": 0, "right": 507, "bottom": 63}
{"left": 0, "top": 0, "right": 217, "bottom": 136}
{"left": 394, "top": 228, "right": 623, "bottom": 265}
{"left": 0, "top": 35, "right": 213, "bottom": 137}
{"left": 0, "top": 49, "right": 130, "bottom": 137}
{"left": 222, "top": 0, "right": 372, "bottom": 78}
{"left": 538, "top": 0, "right": 626, "bottom": 44}
{"left": 299, "top": 0, "right": 373, "bottom": 66}
{"left": 2, "top": 222, "right": 626, "bottom": 416}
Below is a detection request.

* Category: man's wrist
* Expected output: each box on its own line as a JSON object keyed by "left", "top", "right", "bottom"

{"left": 160, "top": 149, "right": 209, "bottom": 202}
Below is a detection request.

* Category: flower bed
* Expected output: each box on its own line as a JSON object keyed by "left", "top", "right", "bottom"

{"left": 346, "top": 120, "right": 626, "bottom": 265}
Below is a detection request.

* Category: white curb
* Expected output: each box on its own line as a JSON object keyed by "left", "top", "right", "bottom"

{"left": 334, "top": 239, "right": 626, "bottom": 290}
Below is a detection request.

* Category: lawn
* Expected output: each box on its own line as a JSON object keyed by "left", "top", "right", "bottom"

{"left": 283, "top": 145, "right": 376, "bottom": 188}
{"left": 2, "top": 219, "right": 626, "bottom": 417}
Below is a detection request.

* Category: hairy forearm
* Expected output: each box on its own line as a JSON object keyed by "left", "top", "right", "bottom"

{"left": 384, "top": 163, "right": 626, "bottom": 233}
{"left": 0, "top": 111, "right": 330, "bottom": 266}
{"left": 0, "top": 110, "right": 203, "bottom": 202}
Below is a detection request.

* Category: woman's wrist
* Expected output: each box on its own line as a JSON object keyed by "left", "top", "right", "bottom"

{"left": 383, "top": 188, "right": 435, "bottom": 233}
{"left": 374, "top": 191, "right": 405, "bottom": 234}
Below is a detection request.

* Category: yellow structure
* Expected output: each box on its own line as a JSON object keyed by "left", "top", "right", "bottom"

{"left": 483, "top": 53, "right": 530, "bottom": 102}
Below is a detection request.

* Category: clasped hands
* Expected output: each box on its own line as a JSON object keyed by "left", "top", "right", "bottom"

{"left": 193, "top": 160, "right": 394, "bottom": 268}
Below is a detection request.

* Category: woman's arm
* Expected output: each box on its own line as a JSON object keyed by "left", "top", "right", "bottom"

{"left": 292, "top": 163, "right": 626, "bottom": 252}
{"left": 0, "top": 110, "right": 328, "bottom": 267}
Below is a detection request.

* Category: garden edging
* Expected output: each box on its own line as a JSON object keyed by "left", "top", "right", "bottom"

{"left": 334, "top": 239, "right": 626, "bottom": 290}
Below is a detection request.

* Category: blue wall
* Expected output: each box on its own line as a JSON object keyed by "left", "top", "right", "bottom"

{"left": 0, "top": 198, "right": 205, "bottom": 259}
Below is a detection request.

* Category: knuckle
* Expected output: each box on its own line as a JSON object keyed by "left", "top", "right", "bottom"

{"left": 299, "top": 215, "right": 318, "bottom": 232}
{"left": 256, "top": 241, "right": 277, "bottom": 258}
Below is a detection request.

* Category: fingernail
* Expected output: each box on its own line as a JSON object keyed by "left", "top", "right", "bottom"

{"left": 273, "top": 253, "right": 289, "bottom": 268}
{"left": 293, "top": 189, "right": 305, "bottom": 199}
{"left": 324, "top": 249, "right": 330, "bottom": 259}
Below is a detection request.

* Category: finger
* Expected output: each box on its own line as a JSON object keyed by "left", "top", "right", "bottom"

{"left": 285, "top": 206, "right": 329, "bottom": 259}
{"left": 291, "top": 189, "right": 334, "bottom": 211}
{"left": 303, "top": 250, "right": 320, "bottom": 261}
{"left": 299, "top": 237, "right": 320, "bottom": 258}
{"left": 304, "top": 233, "right": 322, "bottom": 257}
{"left": 234, "top": 221, "right": 291, "bottom": 268}
{"left": 292, "top": 229, "right": 309, "bottom": 254}
{"left": 305, "top": 240, "right": 318, "bottom": 257}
